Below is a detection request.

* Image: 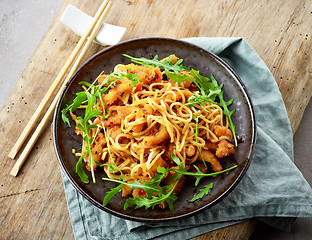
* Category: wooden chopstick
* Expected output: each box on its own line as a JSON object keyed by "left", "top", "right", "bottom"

{"left": 10, "top": 0, "right": 112, "bottom": 176}
{"left": 8, "top": 0, "right": 111, "bottom": 160}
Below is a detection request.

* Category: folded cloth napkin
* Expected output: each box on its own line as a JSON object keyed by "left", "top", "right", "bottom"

{"left": 60, "top": 37, "right": 312, "bottom": 240}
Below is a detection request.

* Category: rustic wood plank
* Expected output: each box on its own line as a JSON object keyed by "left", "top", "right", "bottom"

{"left": 1, "top": 0, "right": 311, "bottom": 239}
{"left": 192, "top": 220, "right": 258, "bottom": 240}
{"left": 109, "top": 0, "right": 312, "bottom": 133}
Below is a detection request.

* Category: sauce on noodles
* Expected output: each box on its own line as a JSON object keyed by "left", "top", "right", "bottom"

{"left": 64, "top": 54, "right": 237, "bottom": 210}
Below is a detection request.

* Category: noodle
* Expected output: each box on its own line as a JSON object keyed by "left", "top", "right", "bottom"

{"left": 69, "top": 55, "right": 235, "bottom": 206}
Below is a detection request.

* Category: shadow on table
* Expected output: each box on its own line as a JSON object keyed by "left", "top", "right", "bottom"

{"left": 251, "top": 99, "right": 312, "bottom": 240}
{"left": 250, "top": 218, "right": 312, "bottom": 240}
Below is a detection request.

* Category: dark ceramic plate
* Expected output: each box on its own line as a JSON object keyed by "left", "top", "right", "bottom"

{"left": 53, "top": 37, "right": 256, "bottom": 223}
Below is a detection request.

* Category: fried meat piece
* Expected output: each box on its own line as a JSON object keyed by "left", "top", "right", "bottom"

{"left": 214, "top": 125, "right": 233, "bottom": 141}
{"left": 216, "top": 139, "right": 235, "bottom": 158}
{"left": 126, "top": 64, "right": 163, "bottom": 85}
{"left": 201, "top": 150, "right": 222, "bottom": 172}
{"left": 103, "top": 106, "right": 145, "bottom": 132}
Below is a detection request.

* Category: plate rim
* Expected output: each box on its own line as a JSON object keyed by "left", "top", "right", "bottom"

{"left": 52, "top": 37, "right": 257, "bottom": 223}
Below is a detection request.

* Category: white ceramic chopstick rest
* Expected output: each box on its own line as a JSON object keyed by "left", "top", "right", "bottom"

{"left": 61, "top": 4, "right": 126, "bottom": 46}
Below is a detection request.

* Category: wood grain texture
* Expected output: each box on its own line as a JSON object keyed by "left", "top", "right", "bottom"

{"left": 192, "top": 220, "right": 258, "bottom": 240}
{"left": 1, "top": 0, "right": 311, "bottom": 239}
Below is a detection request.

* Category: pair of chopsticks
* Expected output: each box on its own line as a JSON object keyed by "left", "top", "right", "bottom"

{"left": 9, "top": 0, "right": 112, "bottom": 176}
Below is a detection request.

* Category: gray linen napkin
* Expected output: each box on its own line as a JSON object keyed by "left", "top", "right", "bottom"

{"left": 60, "top": 37, "right": 312, "bottom": 240}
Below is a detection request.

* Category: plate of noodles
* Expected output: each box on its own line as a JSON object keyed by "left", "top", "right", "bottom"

{"left": 53, "top": 37, "right": 256, "bottom": 222}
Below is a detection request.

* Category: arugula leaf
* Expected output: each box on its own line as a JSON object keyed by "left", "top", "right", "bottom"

{"left": 123, "top": 54, "right": 191, "bottom": 84}
{"left": 84, "top": 109, "right": 102, "bottom": 123}
{"left": 103, "top": 184, "right": 123, "bottom": 207}
{"left": 76, "top": 152, "right": 89, "bottom": 184}
{"left": 124, "top": 54, "right": 237, "bottom": 146}
{"left": 62, "top": 54, "right": 239, "bottom": 210}
{"left": 186, "top": 93, "right": 215, "bottom": 107}
{"left": 170, "top": 153, "right": 237, "bottom": 186}
{"left": 166, "top": 71, "right": 191, "bottom": 84}
{"left": 184, "top": 71, "right": 237, "bottom": 146}
{"left": 75, "top": 96, "right": 101, "bottom": 184}
{"left": 171, "top": 152, "right": 184, "bottom": 168}
{"left": 78, "top": 81, "right": 93, "bottom": 88}
{"left": 124, "top": 186, "right": 179, "bottom": 211}
{"left": 61, "top": 71, "right": 135, "bottom": 183}
{"left": 189, "top": 70, "right": 217, "bottom": 97}
{"left": 61, "top": 91, "right": 88, "bottom": 126}
{"left": 101, "top": 154, "right": 237, "bottom": 210}
{"left": 123, "top": 54, "right": 188, "bottom": 73}
{"left": 61, "top": 106, "right": 72, "bottom": 126}
{"left": 124, "top": 71, "right": 139, "bottom": 86}
{"left": 79, "top": 121, "right": 96, "bottom": 183}
{"left": 102, "top": 177, "right": 165, "bottom": 198}
{"left": 102, "top": 174, "right": 179, "bottom": 211}
{"left": 190, "top": 182, "right": 213, "bottom": 202}
{"left": 210, "top": 75, "right": 237, "bottom": 146}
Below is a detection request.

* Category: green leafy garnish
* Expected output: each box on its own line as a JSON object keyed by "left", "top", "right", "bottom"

{"left": 169, "top": 153, "right": 237, "bottom": 186}
{"left": 102, "top": 173, "right": 179, "bottom": 211}
{"left": 62, "top": 54, "right": 238, "bottom": 211}
{"left": 123, "top": 54, "right": 237, "bottom": 146}
{"left": 190, "top": 183, "right": 214, "bottom": 202}
{"left": 102, "top": 154, "right": 237, "bottom": 210}
{"left": 103, "top": 184, "right": 123, "bottom": 207}
{"left": 210, "top": 75, "right": 237, "bottom": 146}
{"left": 124, "top": 70, "right": 139, "bottom": 86}
{"left": 76, "top": 152, "right": 89, "bottom": 184}
{"left": 61, "top": 70, "right": 140, "bottom": 183}
{"left": 123, "top": 54, "right": 190, "bottom": 83}
{"left": 61, "top": 71, "right": 139, "bottom": 127}
{"left": 125, "top": 183, "right": 179, "bottom": 211}
{"left": 123, "top": 54, "right": 187, "bottom": 74}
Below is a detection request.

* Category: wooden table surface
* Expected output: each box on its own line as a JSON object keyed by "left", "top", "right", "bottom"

{"left": 1, "top": 0, "right": 311, "bottom": 239}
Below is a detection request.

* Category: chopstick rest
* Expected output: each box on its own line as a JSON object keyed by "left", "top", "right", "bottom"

{"left": 61, "top": 4, "right": 126, "bottom": 46}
